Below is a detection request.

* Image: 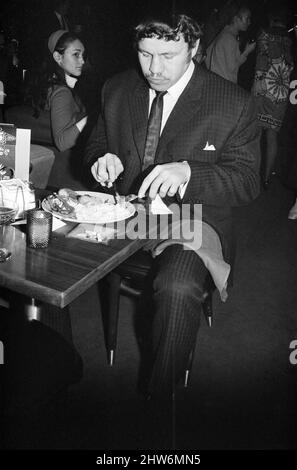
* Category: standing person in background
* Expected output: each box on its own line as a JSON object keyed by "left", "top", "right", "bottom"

{"left": 205, "top": 2, "right": 256, "bottom": 83}
{"left": 252, "top": 3, "right": 294, "bottom": 188}
{"left": 286, "top": 25, "right": 297, "bottom": 219}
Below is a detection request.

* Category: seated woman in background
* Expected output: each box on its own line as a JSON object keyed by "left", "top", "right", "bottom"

{"left": 25, "top": 30, "right": 88, "bottom": 152}
{"left": 47, "top": 30, "right": 88, "bottom": 151}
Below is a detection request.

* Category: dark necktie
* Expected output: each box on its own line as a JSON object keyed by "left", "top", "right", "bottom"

{"left": 142, "top": 91, "right": 167, "bottom": 170}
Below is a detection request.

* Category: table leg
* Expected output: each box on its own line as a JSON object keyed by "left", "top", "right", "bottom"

{"left": 1, "top": 294, "right": 80, "bottom": 449}
{"left": 9, "top": 294, "right": 73, "bottom": 344}
{"left": 38, "top": 301, "right": 73, "bottom": 344}
{"left": 24, "top": 297, "right": 41, "bottom": 321}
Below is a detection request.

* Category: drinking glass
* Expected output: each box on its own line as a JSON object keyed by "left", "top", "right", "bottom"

{"left": 26, "top": 209, "right": 52, "bottom": 248}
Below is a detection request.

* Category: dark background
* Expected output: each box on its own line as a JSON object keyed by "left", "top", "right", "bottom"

{"left": 1, "top": 0, "right": 296, "bottom": 99}
{"left": 2, "top": 0, "right": 295, "bottom": 75}
{"left": 1, "top": 0, "right": 297, "bottom": 451}
{"left": 0, "top": 0, "right": 216, "bottom": 76}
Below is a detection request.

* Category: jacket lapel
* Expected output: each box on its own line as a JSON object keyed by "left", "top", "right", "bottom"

{"left": 129, "top": 76, "right": 149, "bottom": 164}
{"left": 128, "top": 64, "right": 207, "bottom": 164}
{"left": 157, "top": 65, "right": 206, "bottom": 161}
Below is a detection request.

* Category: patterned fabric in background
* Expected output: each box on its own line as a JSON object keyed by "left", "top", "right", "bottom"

{"left": 253, "top": 28, "right": 294, "bottom": 130}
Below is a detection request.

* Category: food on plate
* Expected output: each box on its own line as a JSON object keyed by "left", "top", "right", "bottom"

{"left": 78, "top": 194, "right": 93, "bottom": 205}
{"left": 58, "top": 188, "right": 79, "bottom": 207}
{"left": 46, "top": 194, "right": 74, "bottom": 215}
{"left": 58, "top": 188, "right": 77, "bottom": 199}
{"left": 74, "top": 195, "right": 129, "bottom": 222}
{"left": 46, "top": 190, "right": 131, "bottom": 222}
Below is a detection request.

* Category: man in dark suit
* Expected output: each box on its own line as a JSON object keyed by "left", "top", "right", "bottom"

{"left": 84, "top": 13, "right": 260, "bottom": 396}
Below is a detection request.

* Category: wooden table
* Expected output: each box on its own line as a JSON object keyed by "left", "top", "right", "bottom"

{"left": 0, "top": 204, "right": 159, "bottom": 344}
{"left": 0, "top": 209, "right": 152, "bottom": 310}
{"left": 0, "top": 206, "right": 161, "bottom": 426}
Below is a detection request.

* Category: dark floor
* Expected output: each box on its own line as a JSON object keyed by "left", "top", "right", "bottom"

{"left": 2, "top": 175, "right": 297, "bottom": 450}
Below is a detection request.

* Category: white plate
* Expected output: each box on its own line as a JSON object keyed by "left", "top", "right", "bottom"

{"left": 42, "top": 191, "right": 136, "bottom": 224}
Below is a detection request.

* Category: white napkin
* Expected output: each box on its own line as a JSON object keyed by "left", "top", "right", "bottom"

{"left": 150, "top": 194, "right": 173, "bottom": 215}
{"left": 12, "top": 215, "right": 67, "bottom": 230}
{"left": 52, "top": 216, "right": 67, "bottom": 231}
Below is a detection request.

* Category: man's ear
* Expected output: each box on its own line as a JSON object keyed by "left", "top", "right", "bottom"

{"left": 191, "top": 38, "right": 200, "bottom": 59}
{"left": 53, "top": 51, "right": 62, "bottom": 65}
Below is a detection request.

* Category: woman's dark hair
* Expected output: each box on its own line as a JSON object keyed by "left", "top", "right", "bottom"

{"left": 134, "top": 14, "right": 203, "bottom": 49}
{"left": 24, "top": 32, "right": 84, "bottom": 117}
{"left": 50, "top": 32, "right": 83, "bottom": 85}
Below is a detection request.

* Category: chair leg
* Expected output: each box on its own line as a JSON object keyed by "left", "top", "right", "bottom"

{"left": 107, "top": 272, "right": 122, "bottom": 366}
{"left": 184, "top": 340, "right": 197, "bottom": 388}
{"left": 184, "top": 292, "right": 213, "bottom": 387}
{"left": 202, "top": 293, "right": 213, "bottom": 328}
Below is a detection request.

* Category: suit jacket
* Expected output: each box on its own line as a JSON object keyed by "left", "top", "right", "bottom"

{"left": 84, "top": 64, "right": 260, "bottom": 264}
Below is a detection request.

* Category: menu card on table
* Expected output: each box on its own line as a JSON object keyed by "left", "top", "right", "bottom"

{"left": 0, "top": 124, "right": 31, "bottom": 180}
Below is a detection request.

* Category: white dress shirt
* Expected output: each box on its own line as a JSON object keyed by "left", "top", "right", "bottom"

{"left": 148, "top": 60, "right": 195, "bottom": 133}
{"left": 148, "top": 60, "right": 195, "bottom": 195}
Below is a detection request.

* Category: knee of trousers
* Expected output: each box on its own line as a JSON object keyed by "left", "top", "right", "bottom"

{"left": 153, "top": 273, "right": 205, "bottom": 305}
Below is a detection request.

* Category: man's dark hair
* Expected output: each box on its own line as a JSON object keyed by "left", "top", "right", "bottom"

{"left": 225, "top": 1, "right": 250, "bottom": 25}
{"left": 134, "top": 14, "right": 203, "bottom": 49}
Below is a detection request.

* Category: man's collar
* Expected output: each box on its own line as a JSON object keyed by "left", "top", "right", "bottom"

{"left": 167, "top": 60, "right": 195, "bottom": 99}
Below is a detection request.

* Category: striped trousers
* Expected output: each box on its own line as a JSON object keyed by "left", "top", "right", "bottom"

{"left": 147, "top": 244, "right": 208, "bottom": 396}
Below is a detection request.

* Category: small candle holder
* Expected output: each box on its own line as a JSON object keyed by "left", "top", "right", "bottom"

{"left": 26, "top": 209, "right": 52, "bottom": 248}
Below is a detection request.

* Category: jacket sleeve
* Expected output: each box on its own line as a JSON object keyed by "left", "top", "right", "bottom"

{"left": 185, "top": 95, "right": 261, "bottom": 207}
{"left": 83, "top": 82, "right": 108, "bottom": 171}
{"left": 50, "top": 86, "right": 84, "bottom": 151}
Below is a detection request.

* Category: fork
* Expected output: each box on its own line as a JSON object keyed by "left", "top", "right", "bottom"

{"left": 108, "top": 180, "right": 121, "bottom": 204}
{"left": 52, "top": 192, "right": 74, "bottom": 214}
{"left": 108, "top": 181, "right": 143, "bottom": 204}
{"left": 125, "top": 194, "right": 139, "bottom": 202}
